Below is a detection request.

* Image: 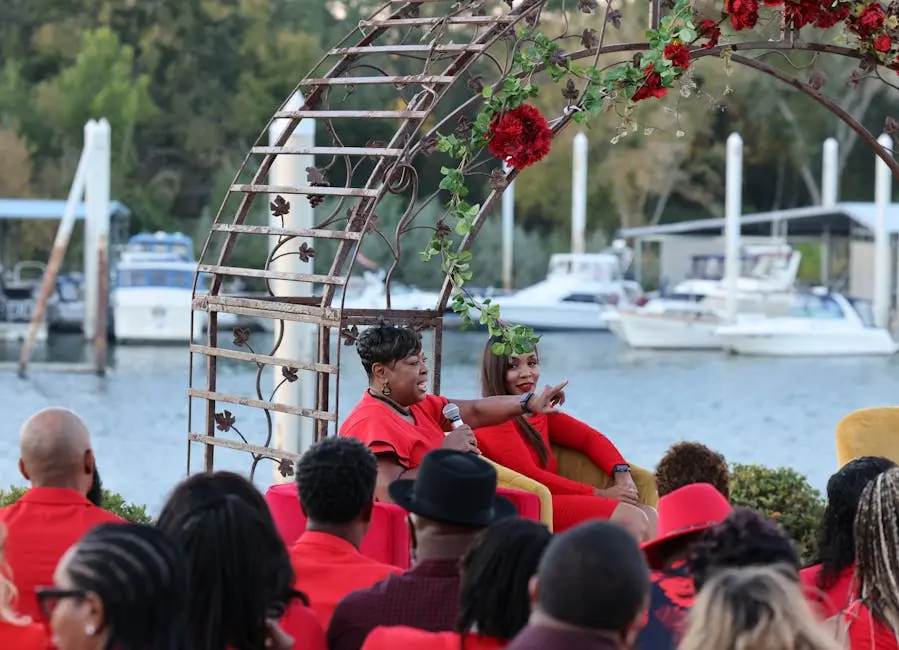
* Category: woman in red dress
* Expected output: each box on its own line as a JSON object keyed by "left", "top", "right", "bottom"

{"left": 361, "top": 518, "right": 552, "bottom": 650}
{"left": 0, "top": 523, "right": 48, "bottom": 650}
{"left": 474, "top": 338, "right": 657, "bottom": 540}
{"left": 340, "top": 325, "right": 567, "bottom": 502}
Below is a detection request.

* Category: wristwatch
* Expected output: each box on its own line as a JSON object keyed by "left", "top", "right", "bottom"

{"left": 520, "top": 391, "right": 535, "bottom": 414}
{"left": 612, "top": 464, "right": 630, "bottom": 474}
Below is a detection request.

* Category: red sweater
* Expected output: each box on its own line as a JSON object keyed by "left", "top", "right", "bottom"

{"left": 474, "top": 413, "right": 626, "bottom": 496}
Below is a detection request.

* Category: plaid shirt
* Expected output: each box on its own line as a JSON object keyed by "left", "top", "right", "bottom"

{"left": 327, "top": 559, "right": 461, "bottom": 650}
{"left": 508, "top": 626, "right": 619, "bottom": 650}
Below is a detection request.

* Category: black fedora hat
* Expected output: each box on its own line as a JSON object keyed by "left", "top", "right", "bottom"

{"left": 388, "top": 449, "right": 518, "bottom": 527}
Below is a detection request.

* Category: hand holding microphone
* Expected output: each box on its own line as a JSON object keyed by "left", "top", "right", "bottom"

{"left": 442, "top": 403, "right": 480, "bottom": 454}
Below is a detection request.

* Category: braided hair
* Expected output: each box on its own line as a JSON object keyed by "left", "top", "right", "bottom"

{"left": 480, "top": 336, "right": 550, "bottom": 466}
{"left": 64, "top": 523, "right": 191, "bottom": 650}
{"left": 815, "top": 456, "right": 895, "bottom": 590}
{"left": 156, "top": 471, "right": 304, "bottom": 650}
{"left": 853, "top": 467, "right": 899, "bottom": 633}
{"left": 456, "top": 518, "right": 552, "bottom": 640}
{"left": 355, "top": 323, "right": 422, "bottom": 379}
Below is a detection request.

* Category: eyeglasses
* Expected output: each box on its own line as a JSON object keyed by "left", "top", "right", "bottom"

{"left": 35, "top": 587, "right": 87, "bottom": 619}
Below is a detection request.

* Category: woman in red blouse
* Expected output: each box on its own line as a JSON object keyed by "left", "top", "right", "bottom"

{"left": 340, "top": 324, "right": 567, "bottom": 502}
{"left": 361, "top": 518, "right": 552, "bottom": 650}
{"left": 0, "top": 523, "right": 48, "bottom": 650}
{"left": 474, "top": 338, "right": 657, "bottom": 540}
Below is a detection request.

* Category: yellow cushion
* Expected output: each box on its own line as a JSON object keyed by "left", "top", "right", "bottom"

{"left": 485, "top": 459, "right": 554, "bottom": 531}
{"left": 835, "top": 407, "right": 899, "bottom": 468}
{"left": 552, "top": 444, "right": 659, "bottom": 508}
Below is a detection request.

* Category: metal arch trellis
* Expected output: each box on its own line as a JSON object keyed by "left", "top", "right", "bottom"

{"left": 187, "top": 0, "right": 899, "bottom": 478}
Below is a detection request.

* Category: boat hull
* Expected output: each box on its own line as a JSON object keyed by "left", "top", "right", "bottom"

{"left": 615, "top": 310, "right": 721, "bottom": 350}
{"left": 717, "top": 320, "right": 898, "bottom": 356}
{"left": 113, "top": 288, "right": 203, "bottom": 343}
{"left": 486, "top": 301, "right": 614, "bottom": 331}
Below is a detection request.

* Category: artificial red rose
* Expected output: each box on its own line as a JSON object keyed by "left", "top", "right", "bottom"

{"left": 487, "top": 103, "right": 553, "bottom": 170}
{"left": 815, "top": 3, "right": 850, "bottom": 27}
{"left": 875, "top": 34, "right": 893, "bottom": 51}
{"left": 632, "top": 63, "right": 668, "bottom": 103}
{"left": 857, "top": 3, "right": 886, "bottom": 34}
{"left": 726, "top": 0, "right": 760, "bottom": 29}
{"left": 764, "top": 0, "right": 783, "bottom": 5}
{"left": 785, "top": 0, "right": 823, "bottom": 28}
{"left": 663, "top": 42, "right": 692, "bottom": 69}
{"left": 698, "top": 18, "right": 722, "bottom": 48}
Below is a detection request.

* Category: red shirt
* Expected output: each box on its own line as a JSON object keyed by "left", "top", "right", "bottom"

{"left": 800, "top": 563, "right": 855, "bottom": 619}
{"left": 845, "top": 600, "right": 899, "bottom": 650}
{"left": 340, "top": 392, "right": 450, "bottom": 469}
{"left": 0, "top": 620, "right": 49, "bottom": 650}
{"left": 278, "top": 604, "right": 327, "bottom": 650}
{"left": 328, "top": 558, "right": 461, "bottom": 650}
{"left": 0, "top": 487, "right": 124, "bottom": 621}
{"left": 363, "top": 627, "right": 507, "bottom": 650}
{"left": 474, "top": 413, "right": 627, "bottom": 495}
{"left": 288, "top": 531, "right": 402, "bottom": 628}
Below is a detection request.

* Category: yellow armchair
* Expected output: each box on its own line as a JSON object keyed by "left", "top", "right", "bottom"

{"left": 836, "top": 407, "right": 899, "bottom": 468}
{"left": 552, "top": 444, "right": 659, "bottom": 508}
{"left": 485, "top": 459, "right": 554, "bottom": 531}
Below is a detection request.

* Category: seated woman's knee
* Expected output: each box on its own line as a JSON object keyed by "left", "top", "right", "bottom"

{"left": 611, "top": 502, "right": 650, "bottom": 542}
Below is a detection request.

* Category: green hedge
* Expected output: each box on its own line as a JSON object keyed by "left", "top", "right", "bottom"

{"left": 0, "top": 486, "right": 152, "bottom": 525}
{"left": 729, "top": 463, "right": 825, "bottom": 564}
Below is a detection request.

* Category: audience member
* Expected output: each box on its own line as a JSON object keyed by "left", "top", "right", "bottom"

{"left": 635, "top": 483, "right": 732, "bottom": 650}
{"left": 679, "top": 566, "right": 841, "bottom": 650}
{"left": 363, "top": 518, "right": 552, "bottom": 650}
{"left": 289, "top": 437, "right": 401, "bottom": 627}
{"left": 1, "top": 408, "right": 123, "bottom": 621}
{"left": 328, "top": 449, "right": 516, "bottom": 650}
{"left": 801, "top": 456, "right": 895, "bottom": 619}
{"left": 156, "top": 471, "right": 326, "bottom": 650}
{"left": 688, "top": 507, "right": 801, "bottom": 591}
{"left": 39, "top": 523, "right": 191, "bottom": 650}
{"left": 508, "top": 520, "right": 650, "bottom": 650}
{"left": 475, "top": 337, "right": 657, "bottom": 540}
{"left": 340, "top": 324, "right": 566, "bottom": 502}
{"left": 654, "top": 441, "right": 730, "bottom": 499}
{"left": 0, "top": 523, "right": 47, "bottom": 650}
{"left": 840, "top": 467, "right": 899, "bottom": 649}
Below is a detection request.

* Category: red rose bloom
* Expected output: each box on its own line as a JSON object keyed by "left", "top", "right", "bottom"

{"left": 663, "top": 42, "right": 692, "bottom": 69}
{"left": 764, "top": 0, "right": 783, "bottom": 6}
{"left": 784, "top": 0, "right": 824, "bottom": 28}
{"left": 875, "top": 34, "right": 893, "bottom": 51}
{"left": 815, "top": 3, "right": 850, "bottom": 28}
{"left": 632, "top": 63, "right": 669, "bottom": 103}
{"left": 726, "top": 0, "right": 760, "bottom": 30}
{"left": 487, "top": 103, "right": 552, "bottom": 170}
{"left": 698, "top": 18, "right": 722, "bottom": 48}
{"left": 856, "top": 3, "right": 886, "bottom": 35}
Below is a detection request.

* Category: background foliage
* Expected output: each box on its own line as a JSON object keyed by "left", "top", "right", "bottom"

{"left": 0, "top": 485, "right": 153, "bottom": 524}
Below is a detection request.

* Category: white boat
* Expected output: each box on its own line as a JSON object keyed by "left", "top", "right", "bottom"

{"left": 0, "top": 262, "right": 50, "bottom": 343}
{"left": 716, "top": 291, "right": 897, "bottom": 357}
{"left": 611, "top": 244, "right": 801, "bottom": 350}
{"left": 112, "top": 232, "right": 206, "bottom": 344}
{"left": 481, "top": 246, "right": 644, "bottom": 331}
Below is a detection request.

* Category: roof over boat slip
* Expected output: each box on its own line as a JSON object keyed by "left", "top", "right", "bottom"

{"left": 618, "top": 202, "right": 899, "bottom": 240}
{"left": 0, "top": 198, "right": 131, "bottom": 220}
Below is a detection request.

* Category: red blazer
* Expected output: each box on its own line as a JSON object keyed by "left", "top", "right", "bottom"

{"left": 0, "top": 620, "right": 49, "bottom": 650}
{"left": 800, "top": 563, "right": 855, "bottom": 619}
{"left": 288, "top": 531, "right": 401, "bottom": 628}
{"left": 475, "top": 413, "right": 626, "bottom": 495}
{"left": 279, "top": 604, "right": 327, "bottom": 650}
{"left": 0, "top": 487, "right": 124, "bottom": 622}
{"left": 340, "top": 392, "right": 450, "bottom": 469}
{"left": 362, "top": 626, "right": 507, "bottom": 650}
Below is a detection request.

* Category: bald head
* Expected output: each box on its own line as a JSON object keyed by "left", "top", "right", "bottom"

{"left": 19, "top": 408, "right": 94, "bottom": 491}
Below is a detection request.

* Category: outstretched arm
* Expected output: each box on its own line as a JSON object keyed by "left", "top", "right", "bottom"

{"left": 451, "top": 381, "right": 568, "bottom": 429}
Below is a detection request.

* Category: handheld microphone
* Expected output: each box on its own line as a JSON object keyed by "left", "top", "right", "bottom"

{"left": 442, "top": 403, "right": 465, "bottom": 430}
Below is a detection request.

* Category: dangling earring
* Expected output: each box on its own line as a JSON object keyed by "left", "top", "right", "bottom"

{"left": 85, "top": 624, "right": 97, "bottom": 636}
{"left": 381, "top": 382, "right": 392, "bottom": 397}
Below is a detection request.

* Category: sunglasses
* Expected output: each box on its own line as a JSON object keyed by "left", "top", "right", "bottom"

{"left": 35, "top": 587, "right": 88, "bottom": 619}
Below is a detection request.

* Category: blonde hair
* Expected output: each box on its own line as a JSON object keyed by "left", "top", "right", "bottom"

{"left": 0, "top": 522, "right": 30, "bottom": 625}
{"left": 679, "top": 565, "right": 841, "bottom": 650}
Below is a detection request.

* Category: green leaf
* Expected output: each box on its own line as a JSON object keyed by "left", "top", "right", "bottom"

{"left": 678, "top": 28, "right": 697, "bottom": 41}
{"left": 482, "top": 86, "right": 493, "bottom": 99}
{"left": 491, "top": 342, "right": 507, "bottom": 355}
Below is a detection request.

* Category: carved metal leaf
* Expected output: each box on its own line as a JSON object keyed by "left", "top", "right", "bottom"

{"left": 562, "top": 79, "right": 579, "bottom": 100}
{"left": 808, "top": 70, "right": 827, "bottom": 90}
{"left": 214, "top": 410, "right": 236, "bottom": 432}
{"left": 306, "top": 166, "right": 328, "bottom": 187}
{"left": 578, "top": 0, "right": 599, "bottom": 13}
{"left": 435, "top": 220, "right": 453, "bottom": 239}
{"left": 298, "top": 242, "right": 316, "bottom": 263}
{"left": 581, "top": 28, "right": 599, "bottom": 49}
{"left": 490, "top": 168, "right": 509, "bottom": 191}
{"left": 467, "top": 76, "right": 484, "bottom": 94}
{"left": 270, "top": 195, "right": 290, "bottom": 218}
{"left": 281, "top": 366, "right": 299, "bottom": 383}
{"left": 278, "top": 458, "right": 295, "bottom": 478}
{"left": 420, "top": 135, "right": 438, "bottom": 156}
{"left": 341, "top": 325, "right": 360, "bottom": 346}
{"left": 607, "top": 9, "right": 623, "bottom": 28}
{"left": 233, "top": 327, "right": 251, "bottom": 346}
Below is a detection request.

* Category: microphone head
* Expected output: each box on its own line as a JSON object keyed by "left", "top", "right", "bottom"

{"left": 442, "top": 403, "right": 462, "bottom": 422}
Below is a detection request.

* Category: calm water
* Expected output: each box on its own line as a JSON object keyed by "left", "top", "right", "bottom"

{"left": 1, "top": 331, "right": 897, "bottom": 514}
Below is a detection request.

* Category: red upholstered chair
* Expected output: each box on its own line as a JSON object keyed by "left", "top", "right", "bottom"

{"left": 495, "top": 486, "right": 541, "bottom": 524}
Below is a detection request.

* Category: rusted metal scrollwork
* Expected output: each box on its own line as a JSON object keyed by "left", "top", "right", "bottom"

{"left": 188, "top": 0, "right": 899, "bottom": 478}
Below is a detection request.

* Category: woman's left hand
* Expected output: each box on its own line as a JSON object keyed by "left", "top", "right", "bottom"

{"left": 527, "top": 381, "right": 568, "bottom": 414}
{"left": 614, "top": 470, "right": 638, "bottom": 496}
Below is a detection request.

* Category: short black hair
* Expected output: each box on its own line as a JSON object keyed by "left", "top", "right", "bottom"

{"left": 87, "top": 464, "right": 103, "bottom": 507}
{"left": 655, "top": 441, "right": 730, "bottom": 499}
{"left": 296, "top": 436, "right": 378, "bottom": 524}
{"left": 457, "top": 518, "right": 552, "bottom": 639}
{"left": 156, "top": 472, "right": 303, "bottom": 650}
{"left": 355, "top": 324, "right": 422, "bottom": 379}
{"left": 536, "top": 521, "right": 649, "bottom": 631}
{"left": 689, "top": 507, "right": 801, "bottom": 591}
{"left": 66, "top": 524, "right": 191, "bottom": 650}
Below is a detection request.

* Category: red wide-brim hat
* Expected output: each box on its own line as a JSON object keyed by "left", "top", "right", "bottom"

{"left": 641, "top": 482, "right": 732, "bottom": 571}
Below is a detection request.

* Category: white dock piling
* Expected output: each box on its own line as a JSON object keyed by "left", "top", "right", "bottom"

{"left": 501, "top": 163, "right": 515, "bottom": 291}
{"left": 87, "top": 119, "right": 111, "bottom": 374}
{"left": 820, "top": 138, "right": 838, "bottom": 284}
{"left": 723, "top": 133, "right": 743, "bottom": 323}
{"left": 571, "top": 133, "right": 588, "bottom": 255}
{"left": 874, "top": 133, "right": 893, "bottom": 329}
